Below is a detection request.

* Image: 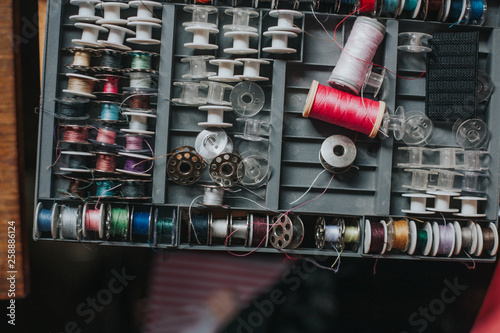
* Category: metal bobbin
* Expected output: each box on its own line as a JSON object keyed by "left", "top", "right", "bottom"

{"left": 167, "top": 146, "right": 205, "bottom": 185}
{"left": 270, "top": 214, "right": 304, "bottom": 249}
{"left": 209, "top": 153, "right": 243, "bottom": 187}
{"left": 34, "top": 202, "right": 60, "bottom": 239}
{"left": 314, "top": 216, "right": 345, "bottom": 250}
{"left": 319, "top": 135, "right": 357, "bottom": 173}
{"left": 229, "top": 212, "right": 250, "bottom": 246}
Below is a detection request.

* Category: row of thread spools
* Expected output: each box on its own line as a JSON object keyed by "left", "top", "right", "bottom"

{"left": 34, "top": 201, "right": 176, "bottom": 245}
{"left": 55, "top": 1, "right": 164, "bottom": 200}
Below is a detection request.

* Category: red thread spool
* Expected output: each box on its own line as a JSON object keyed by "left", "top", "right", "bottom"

{"left": 96, "top": 127, "right": 117, "bottom": 144}
{"left": 302, "top": 80, "right": 385, "bottom": 138}
{"left": 96, "top": 153, "right": 116, "bottom": 172}
{"left": 85, "top": 208, "right": 102, "bottom": 232}
{"left": 358, "top": 0, "right": 377, "bottom": 15}
{"left": 424, "top": 0, "right": 444, "bottom": 20}
{"left": 103, "top": 75, "right": 120, "bottom": 94}
{"left": 252, "top": 215, "right": 269, "bottom": 247}
{"left": 129, "top": 94, "right": 150, "bottom": 109}
{"left": 62, "top": 126, "right": 89, "bottom": 143}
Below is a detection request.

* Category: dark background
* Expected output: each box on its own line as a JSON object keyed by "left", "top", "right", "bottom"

{"left": 1, "top": 0, "right": 496, "bottom": 332}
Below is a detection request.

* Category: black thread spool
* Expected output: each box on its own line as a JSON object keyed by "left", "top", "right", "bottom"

{"left": 55, "top": 97, "right": 90, "bottom": 121}
{"left": 93, "top": 49, "right": 124, "bottom": 72}
{"left": 120, "top": 179, "right": 151, "bottom": 199}
{"left": 60, "top": 151, "right": 95, "bottom": 173}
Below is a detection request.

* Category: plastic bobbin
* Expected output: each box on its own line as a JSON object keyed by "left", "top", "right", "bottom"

{"left": 82, "top": 203, "right": 105, "bottom": 239}
{"left": 363, "top": 65, "right": 386, "bottom": 98}
{"left": 457, "top": 150, "right": 488, "bottom": 171}
{"left": 127, "top": 21, "right": 161, "bottom": 45}
{"left": 380, "top": 106, "right": 407, "bottom": 140}
{"left": 319, "top": 135, "right": 357, "bottom": 174}
{"left": 402, "top": 169, "right": 437, "bottom": 191}
{"left": 270, "top": 214, "right": 304, "bottom": 249}
{"left": 63, "top": 73, "right": 100, "bottom": 99}
{"left": 397, "top": 147, "right": 431, "bottom": 168}
{"left": 223, "top": 8, "right": 259, "bottom": 32}
{"left": 461, "top": 171, "right": 487, "bottom": 193}
{"left": 268, "top": 9, "right": 303, "bottom": 33}
{"left": 34, "top": 202, "right": 59, "bottom": 239}
{"left": 95, "top": 1, "right": 129, "bottom": 25}
{"left": 72, "top": 23, "right": 108, "bottom": 48}
{"left": 209, "top": 153, "right": 243, "bottom": 187}
{"left": 181, "top": 55, "right": 216, "bottom": 79}
{"left": 262, "top": 30, "right": 298, "bottom": 54}
{"left": 476, "top": 70, "right": 493, "bottom": 103}
{"left": 235, "top": 118, "right": 269, "bottom": 142}
{"left": 237, "top": 151, "right": 270, "bottom": 188}
{"left": 167, "top": 146, "right": 205, "bottom": 185}
{"left": 200, "top": 184, "right": 226, "bottom": 208}
{"left": 430, "top": 147, "right": 463, "bottom": 169}
{"left": 401, "top": 193, "right": 436, "bottom": 215}
{"left": 431, "top": 222, "right": 455, "bottom": 257}
{"left": 98, "top": 24, "right": 135, "bottom": 51}
{"left": 198, "top": 105, "right": 233, "bottom": 128}
{"left": 195, "top": 128, "right": 233, "bottom": 162}
{"left": 428, "top": 169, "right": 462, "bottom": 192}
{"left": 184, "top": 25, "right": 219, "bottom": 50}
{"left": 397, "top": 32, "right": 433, "bottom": 53}
{"left": 208, "top": 59, "right": 242, "bottom": 82}
{"left": 453, "top": 118, "right": 490, "bottom": 149}
{"left": 364, "top": 219, "right": 388, "bottom": 255}
{"left": 172, "top": 81, "right": 208, "bottom": 106}
{"left": 230, "top": 81, "right": 265, "bottom": 117}
{"left": 70, "top": 0, "right": 101, "bottom": 22}
{"left": 128, "top": 1, "right": 163, "bottom": 24}
{"left": 203, "top": 81, "right": 233, "bottom": 105}
{"left": 182, "top": 5, "right": 218, "bottom": 29}
{"left": 235, "top": 58, "right": 270, "bottom": 81}
{"left": 426, "top": 190, "right": 460, "bottom": 213}
{"left": 224, "top": 31, "right": 259, "bottom": 54}
{"left": 402, "top": 111, "right": 433, "bottom": 146}
{"left": 454, "top": 196, "right": 487, "bottom": 217}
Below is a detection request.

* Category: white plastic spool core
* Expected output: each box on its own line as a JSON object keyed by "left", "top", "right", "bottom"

{"left": 397, "top": 32, "right": 433, "bottom": 53}
{"left": 224, "top": 31, "right": 259, "bottom": 54}
{"left": 172, "top": 81, "right": 208, "bottom": 106}
{"left": 208, "top": 59, "right": 242, "bottom": 82}
{"left": 203, "top": 81, "right": 233, "bottom": 106}
{"left": 99, "top": 24, "right": 135, "bottom": 51}
{"left": 195, "top": 128, "right": 233, "bottom": 161}
{"left": 397, "top": 146, "right": 430, "bottom": 168}
{"left": 235, "top": 58, "right": 270, "bottom": 81}
{"left": 262, "top": 30, "right": 298, "bottom": 54}
{"left": 401, "top": 192, "right": 436, "bottom": 214}
{"left": 72, "top": 23, "right": 108, "bottom": 47}
{"left": 96, "top": 2, "right": 129, "bottom": 25}
{"left": 181, "top": 55, "right": 216, "bottom": 79}
{"left": 454, "top": 196, "right": 487, "bottom": 217}
{"left": 223, "top": 8, "right": 259, "bottom": 32}
{"left": 70, "top": 0, "right": 101, "bottom": 22}
{"left": 184, "top": 25, "right": 219, "bottom": 50}
{"left": 235, "top": 118, "right": 269, "bottom": 142}
{"left": 128, "top": 1, "right": 163, "bottom": 24}
{"left": 127, "top": 21, "right": 161, "bottom": 45}
{"left": 453, "top": 220, "right": 462, "bottom": 255}
{"left": 426, "top": 190, "right": 460, "bottom": 213}
{"left": 230, "top": 81, "right": 265, "bottom": 117}
{"left": 198, "top": 105, "right": 233, "bottom": 128}
{"left": 268, "top": 9, "right": 303, "bottom": 33}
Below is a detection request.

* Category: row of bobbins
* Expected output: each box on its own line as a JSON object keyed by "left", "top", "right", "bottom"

{"left": 34, "top": 201, "right": 176, "bottom": 245}
{"left": 365, "top": 218, "right": 498, "bottom": 257}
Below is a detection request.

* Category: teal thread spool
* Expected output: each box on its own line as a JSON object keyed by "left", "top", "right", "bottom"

{"left": 155, "top": 208, "right": 175, "bottom": 245}
{"left": 100, "top": 102, "right": 121, "bottom": 121}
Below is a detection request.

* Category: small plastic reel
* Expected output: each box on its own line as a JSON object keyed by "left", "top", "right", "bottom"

{"left": 235, "top": 118, "right": 269, "bottom": 142}
{"left": 461, "top": 171, "right": 487, "bottom": 193}
{"left": 268, "top": 10, "right": 303, "bottom": 34}
{"left": 453, "top": 118, "right": 490, "bottom": 149}
{"left": 319, "top": 135, "right": 357, "bottom": 174}
{"left": 223, "top": 7, "right": 259, "bottom": 32}
{"left": 397, "top": 147, "right": 431, "bottom": 168}
{"left": 208, "top": 59, "right": 242, "bottom": 82}
{"left": 401, "top": 192, "right": 436, "bottom": 215}
{"left": 95, "top": 2, "right": 129, "bottom": 25}
{"left": 198, "top": 105, "right": 233, "bottom": 128}
{"left": 224, "top": 31, "right": 259, "bottom": 55}
{"left": 69, "top": 0, "right": 101, "bottom": 22}
{"left": 182, "top": 5, "right": 218, "bottom": 29}
{"left": 431, "top": 147, "right": 464, "bottom": 169}
{"left": 237, "top": 151, "right": 270, "bottom": 188}
{"left": 98, "top": 24, "right": 136, "bottom": 51}
{"left": 172, "top": 81, "right": 208, "bottom": 106}
{"left": 167, "top": 146, "right": 205, "bottom": 185}
{"left": 209, "top": 153, "right": 243, "bottom": 187}
{"left": 128, "top": 1, "right": 163, "bottom": 24}
{"left": 203, "top": 81, "right": 233, "bottom": 106}
{"left": 476, "top": 70, "right": 493, "bottom": 103}
{"left": 195, "top": 128, "right": 233, "bottom": 162}
{"left": 184, "top": 25, "right": 219, "bottom": 50}
{"left": 363, "top": 64, "right": 386, "bottom": 98}
{"left": 453, "top": 196, "right": 487, "bottom": 218}
{"left": 402, "top": 111, "right": 433, "bottom": 146}
{"left": 262, "top": 30, "right": 298, "bottom": 54}
{"left": 380, "top": 106, "right": 406, "bottom": 140}
{"left": 426, "top": 190, "right": 460, "bottom": 213}
{"left": 230, "top": 81, "right": 265, "bottom": 117}
{"left": 457, "top": 150, "right": 489, "bottom": 172}
{"left": 72, "top": 23, "right": 108, "bottom": 48}
{"left": 270, "top": 214, "right": 304, "bottom": 249}
{"left": 403, "top": 169, "right": 437, "bottom": 191}
{"left": 235, "top": 58, "right": 270, "bottom": 82}
{"left": 428, "top": 169, "right": 462, "bottom": 192}
{"left": 181, "top": 55, "right": 216, "bottom": 79}
{"left": 364, "top": 219, "right": 388, "bottom": 255}
{"left": 397, "top": 32, "right": 433, "bottom": 53}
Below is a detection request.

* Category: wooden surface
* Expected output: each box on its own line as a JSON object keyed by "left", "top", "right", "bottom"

{"left": 0, "top": 0, "right": 27, "bottom": 298}
{"left": 39, "top": 0, "right": 46, "bottom": 80}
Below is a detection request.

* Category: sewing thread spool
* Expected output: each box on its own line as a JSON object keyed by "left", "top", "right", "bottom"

{"left": 445, "top": 0, "right": 467, "bottom": 23}
{"left": 454, "top": 196, "right": 487, "bottom": 217}
{"left": 35, "top": 202, "right": 59, "bottom": 239}
{"left": 70, "top": 0, "right": 101, "bottom": 22}
{"left": 72, "top": 23, "right": 108, "bottom": 47}
{"left": 210, "top": 214, "right": 229, "bottom": 245}
{"left": 315, "top": 216, "right": 343, "bottom": 249}
{"left": 364, "top": 219, "right": 387, "bottom": 254}
{"left": 95, "top": 49, "right": 124, "bottom": 71}
{"left": 55, "top": 97, "right": 90, "bottom": 119}
{"left": 82, "top": 203, "right": 105, "bottom": 238}
{"left": 128, "top": 51, "right": 156, "bottom": 71}
{"left": 328, "top": 17, "right": 386, "bottom": 95}
{"left": 402, "top": 0, "right": 422, "bottom": 18}
{"left": 229, "top": 214, "right": 250, "bottom": 246}
{"left": 344, "top": 223, "right": 361, "bottom": 250}
{"left": 190, "top": 213, "right": 210, "bottom": 245}
{"left": 269, "top": 214, "right": 304, "bottom": 249}
{"left": 251, "top": 214, "right": 269, "bottom": 247}
{"left": 201, "top": 185, "right": 225, "bottom": 207}
{"left": 95, "top": 152, "right": 117, "bottom": 173}
{"left": 468, "top": 0, "right": 487, "bottom": 25}
{"left": 64, "top": 73, "right": 99, "bottom": 98}
{"left": 453, "top": 220, "right": 478, "bottom": 255}
{"left": 431, "top": 222, "right": 455, "bottom": 257}
{"left": 116, "top": 152, "right": 151, "bottom": 176}
{"left": 66, "top": 47, "right": 93, "bottom": 70}
{"left": 99, "top": 24, "right": 135, "bottom": 51}
{"left": 390, "top": 219, "right": 410, "bottom": 252}
{"left": 302, "top": 81, "right": 386, "bottom": 138}
{"left": 123, "top": 135, "right": 147, "bottom": 151}
{"left": 408, "top": 220, "right": 433, "bottom": 255}
{"left": 121, "top": 112, "right": 156, "bottom": 135}
{"left": 167, "top": 146, "right": 205, "bottom": 185}
{"left": 475, "top": 223, "right": 498, "bottom": 256}
{"left": 128, "top": 1, "right": 163, "bottom": 24}
{"left": 59, "top": 205, "right": 81, "bottom": 240}
{"left": 121, "top": 179, "right": 151, "bottom": 199}
{"left": 154, "top": 208, "right": 175, "bottom": 245}
{"left": 97, "top": 101, "right": 122, "bottom": 121}
{"left": 319, "top": 135, "right": 357, "bottom": 173}
{"left": 130, "top": 206, "right": 152, "bottom": 241}
{"left": 128, "top": 94, "right": 151, "bottom": 109}
{"left": 95, "top": 178, "right": 120, "bottom": 198}
{"left": 61, "top": 125, "right": 90, "bottom": 144}
{"left": 106, "top": 205, "right": 129, "bottom": 240}
{"left": 96, "top": 74, "right": 122, "bottom": 96}
{"left": 423, "top": 0, "right": 445, "bottom": 21}
{"left": 59, "top": 151, "right": 94, "bottom": 173}
{"left": 128, "top": 71, "right": 155, "bottom": 89}
{"left": 358, "top": 0, "right": 378, "bottom": 15}
{"left": 63, "top": 175, "right": 91, "bottom": 198}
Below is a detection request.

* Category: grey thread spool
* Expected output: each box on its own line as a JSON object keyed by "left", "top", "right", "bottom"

{"left": 319, "top": 135, "right": 357, "bottom": 173}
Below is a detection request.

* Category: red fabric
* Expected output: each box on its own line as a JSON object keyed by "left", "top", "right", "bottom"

{"left": 471, "top": 261, "right": 500, "bottom": 332}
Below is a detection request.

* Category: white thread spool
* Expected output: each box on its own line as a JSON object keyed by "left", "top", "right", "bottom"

{"left": 184, "top": 25, "right": 219, "bottom": 50}
{"left": 211, "top": 217, "right": 229, "bottom": 242}
{"left": 328, "top": 17, "right": 386, "bottom": 95}
{"left": 402, "top": 169, "right": 437, "bottom": 191}
{"left": 454, "top": 196, "right": 487, "bottom": 217}
{"left": 397, "top": 147, "right": 431, "bottom": 168}
{"left": 63, "top": 73, "right": 100, "bottom": 99}
{"left": 127, "top": 21, "right": 161, "bottom": 45}
{"left": 99, "top": 24, "right": 135, "bottom": 51}
{"left": 268, "top": 9, "right": 303, "bottom": 33}
{"left": 195, "top": 128, "right": 233, "bottom": 161}
{"left": 235, "top": 118, "right": 268, "bottom": 142}
{"left": 129, "top": 71, "right": 153, "bottom": 89}
{"left": 426, "top": 191, "right": 460, "bottom": 213}
{"left": 129, "top": 114, "right": 148, "bottom": 131}
{"left": 198, "top": 105, "right": 233, "bottom": 128}
{"left": 128, "top": 1, "right": 163, "bottom": 24}
{"left": 223, "top": 8, "right": 259, "bottom": 32}
{"left": 172, "top": 81, "right": 208, "bottom": 106}
{"left": 182, "top": 5, "right": 218, "bottom": 29}
{"left": 181, "top": 55, "right": 216, "bottom": 79}
{"left": 401, "top": 193, "right": 436, "bottom": 214}
{"left": 72, "top": 23, "right": 108, "bottom": 47}
{"left": 96, "top": 2, "right": 129, "bottom": 25}
{"left": 209, "top": 59, "right": 242, "bottom": 82}
{"left": 121, "top": 112, "right": 156, "bottom": 135}
{"left": 224, "top": 31, "right": 259, "bottom": 54}
{"left": 235, "top": 58, "right": 270, "bottom": 81}
{"left": 70, "top": 0, "right": 101, "bottom": 22}
{"left": 203, "top": 81, "right": 233, "bottom": 105}
{"left": 202, "top": 185, "right": 225, "bottom": 206}
{"left": 262, "top": 30, "right": 298, "bottom": 54}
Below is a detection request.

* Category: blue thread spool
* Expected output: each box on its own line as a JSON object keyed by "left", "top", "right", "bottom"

{"left": 131, "top": 206, "right": 152, "bottom": 241}
{"left": 155, "top": 208, "right": 176, "bottom": 245}
{"left": 99, "top": 102, "right": 121, "bottom": 121}
{"left": 468, "top": 0, "right": 486, "bottom": 25}
{"left": 35, "top": 202, "right": 59, "bottom": 239}
{"left": 190, "top": 213, "right": 210, "bottom": 245}
{"left": 95, "top": 178, "right": 120, "bottom": 198}
{"left": 446, "top": 0, "right": 466, "bottom": 23}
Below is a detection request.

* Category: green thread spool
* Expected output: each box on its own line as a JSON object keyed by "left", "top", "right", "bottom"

{"left": 130, "top": 52, "right": 153, "bottom": 70}
{"left": 109, "top": 207, "right": 129, "bottom": 239}
{"left": 416, "top": 228, "right": 428, "bottom": 250}
{"left": 157, "top": 217, "right": 173, "bottom": 242}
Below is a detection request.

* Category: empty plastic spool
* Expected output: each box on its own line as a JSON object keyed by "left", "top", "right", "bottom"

{"left": 224, "top": 30, "right": 259, "bottom": 54}
{"left": 262, "top": 30, "right": 298, "bottom": 54}
{"left": 230, "top": 81, "right": 265, "bottom": 117}
{"left": 431, "top": 147, "right": 464, "bottom": 169}
{"left": 454, "top": 196, "right": 487, "bottom": 217}
{"left": 182, "top": 5, "right": 218, "bottom": 29}
{"left": 95, "top": 2, "right": 129, "bottom": 25}
{"left": 428, "top": 169, "right": 462, "bottom": 192}
{"left": 401, "top": 193, "right": 436, "bottom": 215}
{"left": 181, "top": 55, "right": 216, "bottom": 79}
{"left": 223, "top": 8, "right": 259, "bottom": 32}
{"left": 319, "top": 135, "right": 357, "bottom": 174}
{"left": 235, "top": 58, "right": 270, "bottom": 81}
{"left": 209, "top": 153, "right": 243, "bottom": 187}
{"left": 363, "top": 65, "right": 386, "bottom": 98}
{"left": 458, "top": 150, "right": 488, "bottom": 171}
{"left": 99, "top": 24, "right": 135, "bottom": 51}
{"left": 402, "top": 169, "right": 437, "bottom": 191}
{"left": 209, "top": 59, "right": 242, "bottom": 82}
{"left": 397, "top": 32, "right": 433, "bottom": 53}
{"left": 426, "top": 190, "right": 460, "bottom": 213}
{"left": 477, "top": 70, "right": 493, "bottom": 103}
{"left": 461, "top": 171, "right": 487, "bottom": 193}
{"left": 198, "top": 105, "right": 233, "bottom": 128}
{"left": 237, "top": 151, "right": 270, "bottom": 188}
{"left": 454, "top": 118, "right": 490, "bottom": 149}
{"left": 128, "top": 1, "right": 163, "bottom": 24}
{"left": 203, "top": 81, "right": 233, "bottom": 105}
{"left": 127, "top": 21, "right": 161, "bottom": 45}
{"left": 268, "top": 9, "right": 303, "bottom": 33}
{"left": 235, "top": 118, "right": 269, "bottom": 142}
{"left": 380, "top": 106, "right": 406, "bottom": 140}
{"left": 172, "top": 81, "right": 208, "bottom": 106}
{"left": 70, "top": 0, "right": 102, "bottom": 22}
{"left": 397, "top": 147, "right": 431, "bottom": 168}
{"left": 72, "top": 23, "right": 108, "bottom": 48}
{"left": 401, "top": 111, "right": 433, "bottom": 146}
{"left": 195, "top": 128, "right": 233, "bottom": 161}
